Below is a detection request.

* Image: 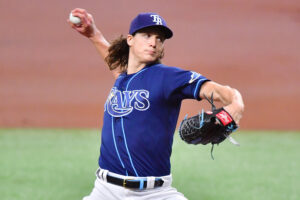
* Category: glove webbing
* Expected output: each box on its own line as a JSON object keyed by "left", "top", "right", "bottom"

{"left": 181, "top": 109, "right": 205, "bottom": 145}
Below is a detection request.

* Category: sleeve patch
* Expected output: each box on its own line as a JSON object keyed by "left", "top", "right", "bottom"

{"left": 189, "top": 71, "right": 201, "bottom": 84}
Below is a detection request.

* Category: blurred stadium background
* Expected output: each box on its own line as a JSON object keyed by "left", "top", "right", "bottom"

{"left": 1, "top": 0, "right": 299, "bottom": 130}
{"left": 0, "top": 0, "right": 299, "bottom": 200}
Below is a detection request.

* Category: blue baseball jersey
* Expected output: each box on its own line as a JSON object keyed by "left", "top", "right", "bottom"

{"left": 98, "top": 63, "right": 209, "bottom": 177}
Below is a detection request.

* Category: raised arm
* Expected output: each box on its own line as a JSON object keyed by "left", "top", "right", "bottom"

{"left": 199, "top": 81, "right": 244, "bottom": 124}
{"left": 68, "top": 8, "right": 121, "bottom": 79}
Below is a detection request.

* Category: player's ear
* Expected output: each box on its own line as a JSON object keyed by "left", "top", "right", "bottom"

{"left": 127, "top": 34, "right": 134, "bottom": 46}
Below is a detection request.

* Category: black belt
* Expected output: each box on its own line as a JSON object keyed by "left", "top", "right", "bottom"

{"left": 97, "top": 169, "right": 164, "bottom": 190}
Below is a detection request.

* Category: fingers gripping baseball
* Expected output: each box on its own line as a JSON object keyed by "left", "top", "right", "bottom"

{"left": 68, "top": 8, "right": 98, "bottom": 38}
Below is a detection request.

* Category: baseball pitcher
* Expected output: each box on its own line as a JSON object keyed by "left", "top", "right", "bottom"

{"left": 68, "top": 8, "right": 244, "bottom": 200}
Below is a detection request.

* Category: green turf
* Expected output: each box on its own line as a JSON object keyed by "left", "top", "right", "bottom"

{"left": 0, "top": 129, "right": 299, "bottom": 200}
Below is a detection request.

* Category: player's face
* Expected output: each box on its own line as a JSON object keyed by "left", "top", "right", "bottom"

{"left": 127, "top": 27, "right": 165, "bottom": 64}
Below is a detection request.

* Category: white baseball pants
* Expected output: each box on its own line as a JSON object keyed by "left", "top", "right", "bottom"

{"left": 82, "top": 169, "right": 188, "bottom": 200}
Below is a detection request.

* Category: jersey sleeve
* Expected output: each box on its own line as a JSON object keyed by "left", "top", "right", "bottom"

{"left": 162, "top": 66, "right": 210, "bottom": 101}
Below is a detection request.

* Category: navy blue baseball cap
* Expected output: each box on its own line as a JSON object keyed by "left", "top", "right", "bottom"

{"left": 129, "top": 12, "right": 173, "bottom": 39}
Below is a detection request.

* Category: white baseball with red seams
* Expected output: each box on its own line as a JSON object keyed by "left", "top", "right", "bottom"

{"left": 69, "top": 13, "right": 81, "bottom": 25}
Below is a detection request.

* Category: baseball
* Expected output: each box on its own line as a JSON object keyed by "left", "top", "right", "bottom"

{"left": 69, "top": 13, "right": 81, "bottom": 25}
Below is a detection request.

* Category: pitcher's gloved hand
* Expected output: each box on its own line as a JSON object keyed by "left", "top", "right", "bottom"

{"left": 179, "top": 93, "right": 239, "bottom": 158}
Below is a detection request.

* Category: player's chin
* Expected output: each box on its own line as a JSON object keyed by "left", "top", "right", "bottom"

{"left": 143, "top": 55, "right": 159, "bottom": 63}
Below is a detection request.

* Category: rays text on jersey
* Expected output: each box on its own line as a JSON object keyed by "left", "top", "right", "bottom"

{"left": 105, "top": 87, "right": 150, "bottom": 117}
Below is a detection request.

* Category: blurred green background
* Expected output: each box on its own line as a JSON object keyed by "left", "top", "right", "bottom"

{"left": 1, "top": 129, "right": 299, "bottom": 200}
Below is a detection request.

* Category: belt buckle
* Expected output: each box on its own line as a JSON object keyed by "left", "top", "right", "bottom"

{"left": 123, "top": 178, "right": 133, "bottom": 188}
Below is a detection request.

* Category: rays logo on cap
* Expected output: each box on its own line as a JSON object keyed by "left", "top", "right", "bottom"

{"left": 129, "top": 12, "right": 173, "bottom": 39}
{"left": 150, "top": 15, "right": 163, "bottom": 25}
